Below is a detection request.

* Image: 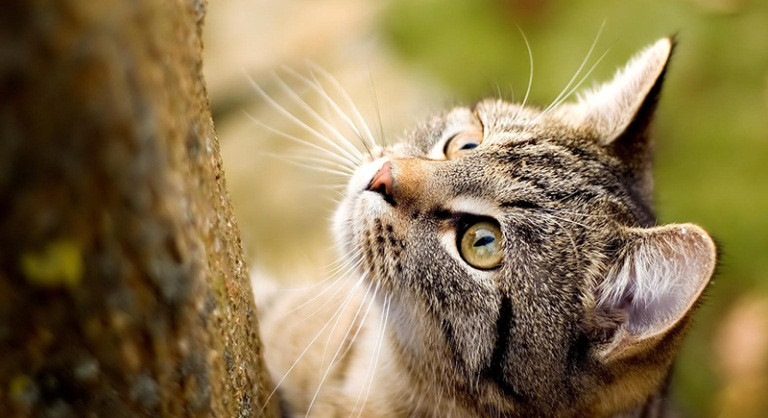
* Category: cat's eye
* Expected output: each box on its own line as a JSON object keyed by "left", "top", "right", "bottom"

{"left": 459, "top": 220, "right": 503, "bottom": 270}
{"left": 444, "top": 128, "right": 483, "bottom": 159}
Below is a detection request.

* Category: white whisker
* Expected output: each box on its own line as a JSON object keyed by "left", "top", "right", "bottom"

{"left": 335, "top": 282, "right": 378, "bottom": 362}
{"left": 246, "top": 75, "right": 364, "bottom": 166}
{"left": 319, "top": 276, "right": 369, "bottom": 363}
{"left": 309, "top": 64, "right": 379, "bottom": 150}
{"left": 540, "top": 207, "right": 612, "bottom": 219}
{"left": 306, "top": 281, "right": 375, "bottom": 416}
{"left": 265, "top": 151, "right": 355, "bottom": 175}
{"left": 539, "top": 211, "right": 593, "bottom": 230}
{"left": 537, "top": 44, "right": 614, "bottom": 120}
{"left": 542, "top": 22, "right": 605, "bottom": 115}
{"left": 282, "top": 67, "right": 375, "bottom": 158}
{"left": 258, "top": 273, "right": 366, "bottom": 416}
{"left": 265, "top": 153, "right": 353, "bottom": 178}
{"left": 353, "top": 293, "right": 390, "bottom": 417}
{"left": 512, "top": 26, "right": 534, "bottom": 125}
{"left": 271, "top": 71, "right": 366, "bottom": 161}
{"left": 246, "top": 112, "right": 358, "bottom": 170}
{"left": 283, "top": 257, "right": 364, "bottom": 323}
{"left": 547, "top": 217, "right": 582, "bottom": 268}
{"left": 366, "top": 68, "right": 387, "bottom": 148}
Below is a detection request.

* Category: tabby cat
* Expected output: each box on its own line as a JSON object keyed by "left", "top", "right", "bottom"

{"left": 256, "top": 38, "right": 718, "bottom": 417}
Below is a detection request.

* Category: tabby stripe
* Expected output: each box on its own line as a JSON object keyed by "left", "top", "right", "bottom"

{"left": 440, "top": 319, "right": 467, "bottom": 372}
{"left": 482, "top": 296, "right": 526, "bottom": 403}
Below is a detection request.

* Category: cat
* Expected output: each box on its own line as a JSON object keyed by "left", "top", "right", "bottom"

{"left": 255, "top": 38, "right": 718, "bottom": 417}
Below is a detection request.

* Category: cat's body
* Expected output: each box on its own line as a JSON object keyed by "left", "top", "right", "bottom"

{"left": 257, "top": 38, "right": 717, "bottom": 417}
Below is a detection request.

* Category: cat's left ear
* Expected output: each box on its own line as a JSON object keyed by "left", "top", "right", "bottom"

{"left": 594, "top": 223, "right": 716, "bottom": 362}
{"left": 557, "top": 37, "right": 674, "bottom": 156}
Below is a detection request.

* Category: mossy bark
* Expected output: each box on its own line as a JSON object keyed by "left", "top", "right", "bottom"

{"left": 0, "top": 0, "right": 276, "bottom": 416}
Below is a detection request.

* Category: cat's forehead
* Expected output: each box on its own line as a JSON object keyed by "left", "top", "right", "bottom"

{"left": 439, "top": 100, "right": 543, "bottom": 143}
{"left": 404, "top": 99, "right": 594, "bottom": 155}
{"left": 475, "top": 99, "right": 595, "bottom": 144}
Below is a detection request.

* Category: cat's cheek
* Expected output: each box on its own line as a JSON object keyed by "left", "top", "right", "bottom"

{"left": 331, "top": 198, "right": 364, "bottom": 259}
{"left": 332, "top": 157, "right": 392, "bottom": 251}
{"left": 331, "top": 190, "right": 393, "bottom": 267}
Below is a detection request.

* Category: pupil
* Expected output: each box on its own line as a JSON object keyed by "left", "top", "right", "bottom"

{"left": 474, "top": 235, "right": 494, "bottom": 247}
{"left": 460, "top": 143, "right": 478, "bottom": 150}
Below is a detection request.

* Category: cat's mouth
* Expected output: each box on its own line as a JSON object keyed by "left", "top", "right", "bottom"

{"left": 354, "top": 157, "right": 391, "bottom": 194}
{"left": 331, "top": 157, "right": 392, "bottom": 263}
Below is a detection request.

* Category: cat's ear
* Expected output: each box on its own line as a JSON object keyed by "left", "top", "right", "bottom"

{"left": 558, "top": 38, "right": 674, "bottom": 147}
{"left": 594, "top": 223, "right": 716, "bottom": 362}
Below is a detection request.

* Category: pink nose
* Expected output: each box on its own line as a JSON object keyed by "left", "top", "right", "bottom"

{"left": 367, "top": 161, "right": 393, "bottom": 201}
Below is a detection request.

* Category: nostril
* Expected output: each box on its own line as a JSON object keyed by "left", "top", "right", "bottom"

{"left": 366, "top": 161, "right": 394, "bottom": 204}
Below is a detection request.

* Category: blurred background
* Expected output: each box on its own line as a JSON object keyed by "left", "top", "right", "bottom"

{"left": 202, "top": 0, "right": 768, "bottom": 416}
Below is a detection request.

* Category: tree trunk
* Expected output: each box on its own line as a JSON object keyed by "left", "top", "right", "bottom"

{"left": 0, "top": 0, "right": 277, "bottom": 416}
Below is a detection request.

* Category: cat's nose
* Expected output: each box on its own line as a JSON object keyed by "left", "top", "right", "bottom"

{"left": 366, "top": 161, "right": 394, "bottom": 203}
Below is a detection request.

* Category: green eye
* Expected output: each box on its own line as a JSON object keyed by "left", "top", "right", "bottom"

{"left": 459, "top": 221, "right": 503, "bottom": 270}
{"left": 444, "top": 129, "right": 483, "bottom": 159}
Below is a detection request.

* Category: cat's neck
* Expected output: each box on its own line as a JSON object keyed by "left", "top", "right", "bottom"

{"left": 345, "top": 292, "right": 677, "bottom": 418}
{"left": 334, "top": 297, "right": 475, "bottom": 417}
{"left": 611, "top": 373, "right": 675, "bottom": 418}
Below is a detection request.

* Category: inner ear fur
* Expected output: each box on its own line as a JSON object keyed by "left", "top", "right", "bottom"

{"left": 592, "top": 223, "right": 717, "bottom": 362}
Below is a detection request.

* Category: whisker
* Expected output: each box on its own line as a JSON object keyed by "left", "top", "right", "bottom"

{"left": 246, "top": 75, "right": 364, "bottom": 166}
{"left": 303, "top": 184, "right": 346, "bottom": 197}
{"left": 512, "top": 26, "right": 534, "bottom": 126}
{"left": 265, "top": 151, "right": 355, "bottom": 175}
{"left": 539, "top": 207, "right": 612, "bottom": 219}
{"left": 264, "top": 153, "right": 354, "bottom": 178}
{"left": 538, "top": 211, "right": 593, "bottom": 230}
{"left": 547, "top": 217, "right": 583, "bottom": 269}
{"left": 308, "top": 63, "right": 379, "bottom": 150}
{"left": 537, "top": 43, "right": 614, "bottom": 119}
{"left": 335, "top": 281, "right": 379, "bottom": 362}
{"left": 282, "top": 67, "right": 375, "bottom": 158}
{"left": 283, "top": 256, "right": 364, "bottom": 322}
{"left": 272, "top": 247, "right": 361, "bottom": 294}
{"left": 367, "top": 67, "right": 387, "bottom": 148}
{"left": 319, "top": 276, "right": 369, "bottom": 363}
{"left": 542, "top": 22, "right": 605, "bottom": 115}
{"left": 270, "top": 71, "right": 366, "bottom": 161}
{"left": 306, "top": 281, "right": 375, "bottom": 416}
{"left": 311, "top": 273, "right": 367, "bottom": 368}
{"left": 321, "top": 248, "right": 362, "bottom": 276}
{"left": 258, "top": 273, "right": 366, "bottom": 416}
{"left": 353, "top": 293, "right": 390, "bottom": 417}
{"left": 245, "top": 112, "right": 358, "bottom": 170}
{"left": 348, "top": 283, "right": 381, "bottom": 416}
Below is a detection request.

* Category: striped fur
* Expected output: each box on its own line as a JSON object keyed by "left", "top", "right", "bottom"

{"left": 257, "top": 38, "right": 717, "bottom": 417}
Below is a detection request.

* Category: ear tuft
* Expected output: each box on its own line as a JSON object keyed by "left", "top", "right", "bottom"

{"left": 597, "top": 223, "right": 716, "bottom": 339}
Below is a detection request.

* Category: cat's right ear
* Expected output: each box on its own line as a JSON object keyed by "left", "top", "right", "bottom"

{"left": 592, "top": 223, "right": 716, "bottom": 363}
{"left": 557, "top": 37, "right": 674, "bottom": 147}
{"left": 556, "top": 37, "right": 675, "bottom": 211}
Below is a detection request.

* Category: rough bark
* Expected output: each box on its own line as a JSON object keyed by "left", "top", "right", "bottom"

{"left": 0, "top": 0, "right": 276, "bottom": 416}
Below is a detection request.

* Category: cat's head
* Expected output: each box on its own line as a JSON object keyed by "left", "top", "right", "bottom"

{"left": 333, "top": 38, "right": 717, "bottom": 416}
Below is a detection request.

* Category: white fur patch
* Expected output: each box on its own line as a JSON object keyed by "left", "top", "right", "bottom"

{"left": 446, "top": 196, "right": 504, "bottom": 219}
